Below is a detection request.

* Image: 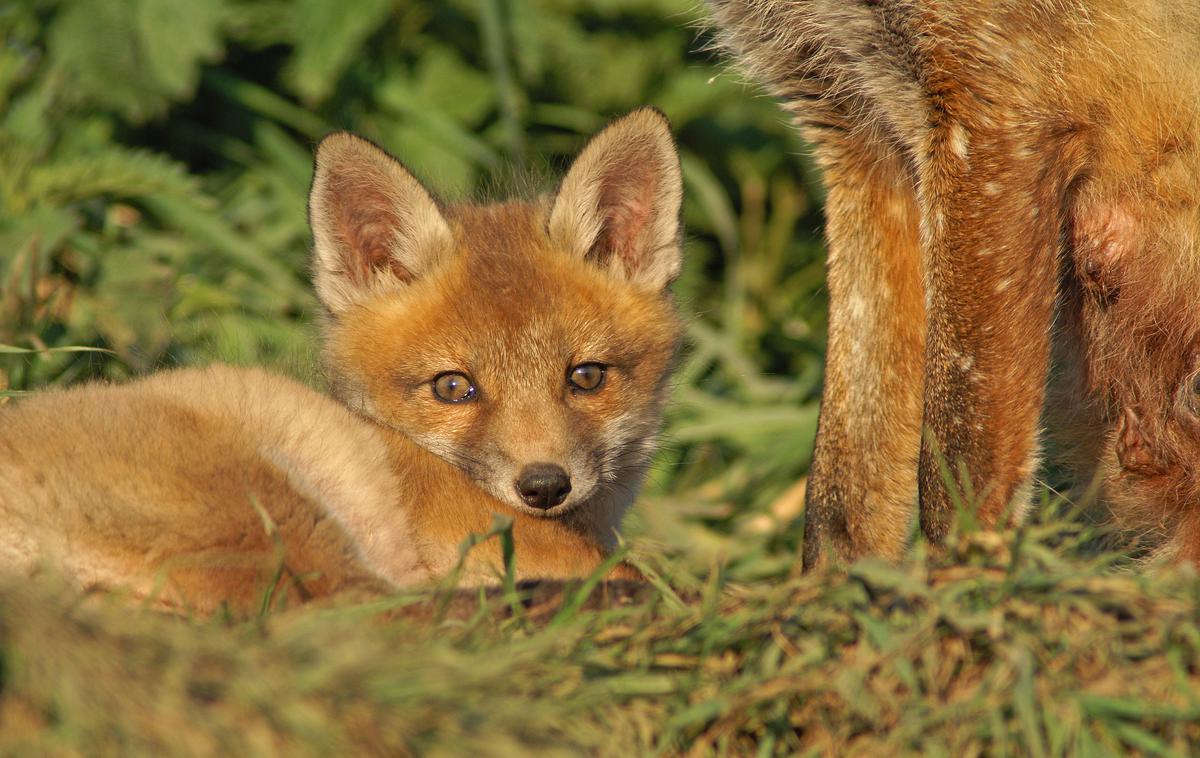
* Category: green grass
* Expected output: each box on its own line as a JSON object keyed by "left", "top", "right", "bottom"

{"left": 4, "top": 513, "right": 1200, "bottom": 755}
{"left": 4, "top": 1, "right": 1200, "bottom": 754}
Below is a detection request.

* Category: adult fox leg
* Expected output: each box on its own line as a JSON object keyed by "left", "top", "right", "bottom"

{"left": 803, "top": 126, "right": 925, "bottom": 568}
{"left": 915, "top": 128, "right": 1061, "bottom": 540}
{"left": 909, "top": 16, "right": 1091, "bottom": 540}
{"left": 710, "top": 1, "right": 929, "bottom": 566}
{"left": 712, "top": 1, "right": 1094, "bottom": 553}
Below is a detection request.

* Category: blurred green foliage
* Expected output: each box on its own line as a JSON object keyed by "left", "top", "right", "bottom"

{"left": 0, "top": 0, "right": 828, "bottom": 564}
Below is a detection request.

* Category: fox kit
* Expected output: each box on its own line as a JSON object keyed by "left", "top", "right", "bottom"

{"left": 711, "top": 1, "right": 1200, "bottom": 566}
{"left": 0, "top": 108, "right": 683, "bottom": 613}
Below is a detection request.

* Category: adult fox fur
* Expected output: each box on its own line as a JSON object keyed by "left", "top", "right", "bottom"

{"left": 0, "top": 108, "right": 683, "bottom": 613}
{"left": 711, "top": 1, "right": 1200, "bottom": 566}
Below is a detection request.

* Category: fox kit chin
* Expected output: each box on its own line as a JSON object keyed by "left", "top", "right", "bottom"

{"left": 0, "top": 108, "right": 683, "bottom": 613}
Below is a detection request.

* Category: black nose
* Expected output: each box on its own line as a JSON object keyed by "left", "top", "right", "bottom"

{"left": 515, "top": 463, "right": 572, "bottom": 509}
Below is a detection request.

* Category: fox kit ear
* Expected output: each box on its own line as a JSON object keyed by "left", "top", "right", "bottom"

{"left": 548, "top": 108, "right": 683, "bottom": 290}
{"left": 309, "top": 132, "right": 452, "bottom": 313}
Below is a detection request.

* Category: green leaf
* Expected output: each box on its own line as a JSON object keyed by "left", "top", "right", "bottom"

{"left": 285, "top": 0, "right": 396, "bottom": 105}
{"left": 136, "top": 0, "right": 225, "bottom": 101}
{"left": 24, "top": 148, "right": 200, "bottom": 209}
{"left": 0, "top": 344, "right": 113, "bottom": 355}
{"left": 47, "top": 0, "right": 223, "bottom": 122}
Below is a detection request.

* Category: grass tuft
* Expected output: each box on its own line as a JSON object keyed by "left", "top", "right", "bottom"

{"left": 3, "top": 515, "right": 1199, "bottom": 754}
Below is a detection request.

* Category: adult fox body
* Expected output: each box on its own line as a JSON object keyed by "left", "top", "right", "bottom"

{"left": 712, "top": 1, "right": 1200, "bottom": 565}
{"left": 0, "top": 108, "right": 684, "bottom": 613}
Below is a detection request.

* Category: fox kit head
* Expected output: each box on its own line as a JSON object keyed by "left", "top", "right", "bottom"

{"left": 308, "top": 109, "right": 682, "bottom": 537}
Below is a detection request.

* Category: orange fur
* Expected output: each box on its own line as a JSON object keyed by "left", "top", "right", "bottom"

{"left": 0, "top": 109, "right": 682, "bottom": 613}
{"left": 711, "top": 0, "right": 1200, "bottom": 565}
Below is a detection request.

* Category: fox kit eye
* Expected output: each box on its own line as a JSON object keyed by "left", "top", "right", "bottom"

{"left": 433, "top": 372, "right": 476, "bottom": 403}
{"left": 568, "top": 363, "right": 606, "bottom": 392}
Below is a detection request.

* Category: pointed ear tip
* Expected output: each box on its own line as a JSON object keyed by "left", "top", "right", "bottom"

{"left": 315, "top": 130, "right": 360, "bottom": 156}
{"left": 314, "top": 131, "right": 395, "bottom": 171}
{"left": 621, "top": 106, "right": 673, "bottom": 134}
{"left": 594, "top": 108, "right": 679, "bottom": 172}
